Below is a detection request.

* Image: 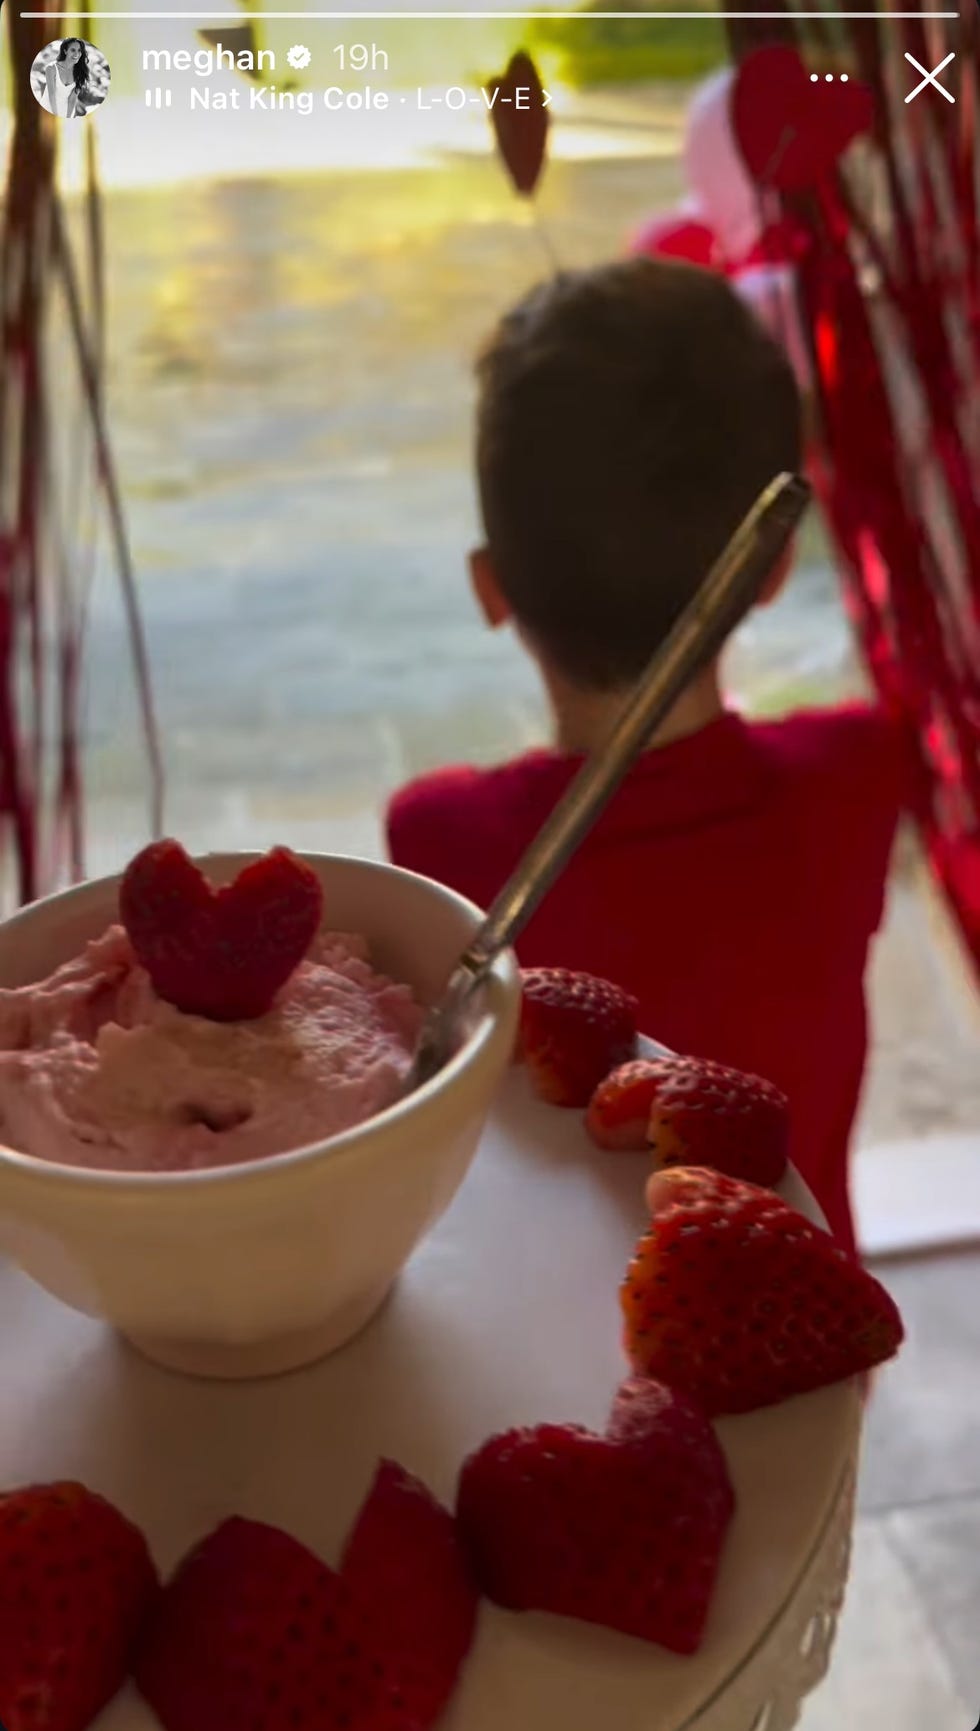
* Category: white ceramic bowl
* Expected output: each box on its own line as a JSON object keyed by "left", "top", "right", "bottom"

{"left": 0, "top": 854, "right": 521, "bottom": 1380}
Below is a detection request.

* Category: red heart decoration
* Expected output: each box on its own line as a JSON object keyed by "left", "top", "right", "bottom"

{"left": 488, "top": 49, "right": 550, "bottom": 198}
{"left": 456, "top": 1381, "right": 734, "bottom": 1655}
{"left": 119, "top": 839, "right": 324, "bottom": 1022}
{"left": 135, "top": 1464, "right": 477, "bottom": 1731}
{"left": 732, "top": 45, "right": 874, "bottom": 193}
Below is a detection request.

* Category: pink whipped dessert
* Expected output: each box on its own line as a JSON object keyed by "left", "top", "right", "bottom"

{"left": 0, "top": 925, "right": 423, "bottom": 1172}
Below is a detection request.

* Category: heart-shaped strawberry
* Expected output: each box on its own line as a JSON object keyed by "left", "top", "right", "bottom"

{"left": 136, "top": 1465, "right": 478, "bottom": 1731}
{"left": 119, "top": 840, "right": 323, "bottom": 1022}
{"left": 488, "top": 49, "right": 550, "bottom": 198}
{"left": 456, "top": 1383, "right": 734, "bottom": 1655}
{"left": 732, "top": 45, "right": 874, "bottom": 192}
{"left": 623, "top": 1167, "right": 904, "bottom": 1414}
{"left": 135, "top": 1518, "right": 407, "bottom": 1731}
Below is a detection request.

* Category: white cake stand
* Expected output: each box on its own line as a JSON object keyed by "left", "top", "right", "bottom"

{"left": 0, "top": 1060, "right": 860, "bottom": 1731}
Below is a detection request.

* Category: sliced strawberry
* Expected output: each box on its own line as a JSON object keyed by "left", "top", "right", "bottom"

{"left": 134, "top": 1518, "right": 412, "bottom": 1731}
{"left": 605, "top": 1373, "right": 707, "bottom": 1454}
{"left": 622, "top": 1167, "right": 904, "bottom": 1415}
{"left": 518, "top": 968, "right": 638, "bottom": 1107}
{"left": 0, "top": 1481, "right": 158, "bottom": 1731}
{"left": 586, "top": 1058, "right": 666, "bottom": 1151}
{"left": 341, "top": 1460, "right": 479, "bottom": 1725}
{"left": 120, "top": 840, "right": 323, "bottom": 1022}
{"left": 588, "top": 1057, "right": 789, "bottom": 1186}
{"left": 456, "top": 1390, "right": 733, "bottom": 1655}
{"left": 648, "top": 1056, "right": 789, "bottom": 1186}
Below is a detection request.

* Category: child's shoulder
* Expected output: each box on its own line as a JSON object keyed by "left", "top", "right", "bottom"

{"left": 389, "top": 748, "right": 553, "bottom": 822}
{"left": 746, "top": 702, "right": 910, "bottom": 936}
{"left": 746, "top": 700, "right": 910, "bottom": 794}
{"left": 386, "top": 749, "right": 562, "bottom": 876}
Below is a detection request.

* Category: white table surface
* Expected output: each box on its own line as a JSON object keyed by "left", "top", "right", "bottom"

{"left": 0, "top": 1064, "right": 861, "bottom": 1731}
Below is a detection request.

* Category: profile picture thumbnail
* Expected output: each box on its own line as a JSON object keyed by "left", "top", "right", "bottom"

{"left": 31, "top": 37, "right": 111, "bottom": 120}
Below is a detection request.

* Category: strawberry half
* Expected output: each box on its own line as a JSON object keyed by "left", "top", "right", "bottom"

{"left": 136, "top": 1467, "right": 477, "bottom": 1731}
{"left": 588, "top": 1055, "right": 789, "bottom": 1187}
{"left": 0, "top": 1481, "right": 158, "bottom": 1731}
{"left": 456, "top": 1386, "right": 734, "bottom": 1655}
{"left": 645, "top": 1057, "right": 789, "bottom": 1186}
{"left": 120, "top": 839, "right": 323, "bottom": 1021}
{"left": 341, "top": 1460, "right": 479, "bottom": 1725}
{"left": 135, "top": 1518, "right": 412, "bottom": 1731}
{"left": 586, "top": 1058, "right": 667, "bottom": 1152}
{"left": 622, "top": 1167, "right": 904, "bottom": 1415}
{"left": 518, "top": 967, "right": 638, "bottom": 1107}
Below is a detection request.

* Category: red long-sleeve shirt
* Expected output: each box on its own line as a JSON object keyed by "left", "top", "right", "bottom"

{"left": 387, "top": 705, "right": 907, "bottom": 1256}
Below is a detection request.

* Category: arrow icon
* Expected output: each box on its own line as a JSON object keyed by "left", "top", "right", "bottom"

{"left": 542, "top": 89, "right": 552, "bottom": 106}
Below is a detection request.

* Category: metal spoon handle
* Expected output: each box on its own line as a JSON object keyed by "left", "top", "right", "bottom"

{"left": 459, "top": 470, "right": 810, "bottom": 980}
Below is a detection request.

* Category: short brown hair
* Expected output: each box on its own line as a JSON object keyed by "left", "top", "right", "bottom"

{"left": 475, "top": 258, "right": 802, "bottom": 689}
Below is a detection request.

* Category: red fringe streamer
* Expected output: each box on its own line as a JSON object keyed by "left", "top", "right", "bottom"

{"left": 729, "top": 4, "right": 980, "bottom": 977}
{"left": 0, "top": 0, "right": 163, "bottom": 905}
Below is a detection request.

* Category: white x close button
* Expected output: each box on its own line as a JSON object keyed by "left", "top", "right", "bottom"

{"left": 905, "top": 50, "right": 956, "bottom": 104}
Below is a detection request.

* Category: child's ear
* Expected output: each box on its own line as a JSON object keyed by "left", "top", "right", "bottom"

{"left": 757, "top": 544, "right": 794, "bottom": 608}
{"left": 469, "top": 547, "right": 511, "bottom": 628}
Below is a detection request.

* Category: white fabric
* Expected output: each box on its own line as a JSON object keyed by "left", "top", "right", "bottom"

{"left": 48, "top": 68, "right": 76, "bottom": 117}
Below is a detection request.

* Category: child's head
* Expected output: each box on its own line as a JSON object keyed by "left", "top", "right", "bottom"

{"left": 473, "top": 257, "right": 802, "bottom": 691}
